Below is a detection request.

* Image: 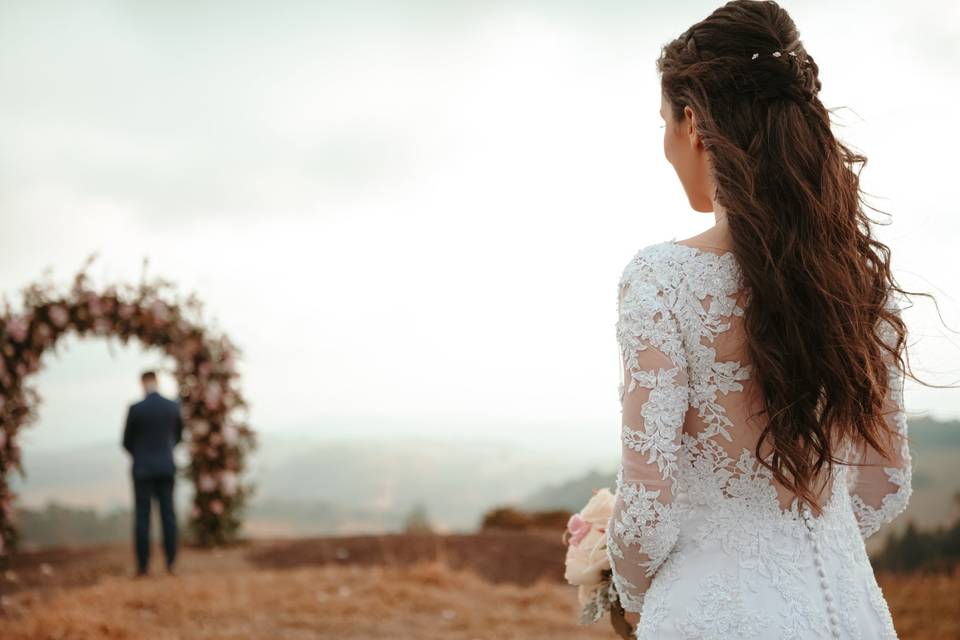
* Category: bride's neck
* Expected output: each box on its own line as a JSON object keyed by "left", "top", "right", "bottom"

{"left": 705, "top": 204, "right": 734, "bottom": 252}
{"left": 713, "top": 201, "right": 728, "bottom": 225}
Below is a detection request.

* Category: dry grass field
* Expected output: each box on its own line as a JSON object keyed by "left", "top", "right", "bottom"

{"left": 0, "top": 533, "right": 956, "bottom": 639}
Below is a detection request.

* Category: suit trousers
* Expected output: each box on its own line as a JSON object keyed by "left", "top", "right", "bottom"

{"left": 132, "top": 474, "right": 178, "bottom": 573}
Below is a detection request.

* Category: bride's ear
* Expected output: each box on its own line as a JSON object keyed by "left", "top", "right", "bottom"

{"left": 684, "top": 105, "right": 703, "bottom": 149}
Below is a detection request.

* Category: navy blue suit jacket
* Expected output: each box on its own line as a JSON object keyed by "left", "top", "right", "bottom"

{"left": 122, "top": 391, "right": 184, "bottom": 479}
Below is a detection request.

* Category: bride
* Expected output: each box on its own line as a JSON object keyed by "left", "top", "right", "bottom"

{"left": 605, "top": 2, "right": 916, "bottom": 638}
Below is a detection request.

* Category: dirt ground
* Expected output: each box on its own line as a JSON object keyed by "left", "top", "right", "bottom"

{"left": 0, "top": 533, "right": 957, "bottom": 639}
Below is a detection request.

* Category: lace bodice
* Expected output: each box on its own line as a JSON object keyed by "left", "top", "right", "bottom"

{"left": 604, "top": 240, "right": 912, "bottom": 638}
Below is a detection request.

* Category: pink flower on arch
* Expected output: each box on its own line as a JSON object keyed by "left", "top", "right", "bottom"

{"left": 204, "top": 383, "right": 222, "bottom": 411}
{"left": 86, "top": 296, "right": 104, "bottom": 317}
{"left": 191, "top": 419, "right": 210, "bottom": 437}
{"left": 48, "top": 305, "right": 69, "bottom": 328}
{"left": 150, "top": 300, "right": 170, "bottom": 324}
{"left": 220, "top": 471, "right": 238, "bottom": 496}
{"left": 222, "top": 423, "right": 239, "bottom": 446}
{"left": 198, "top": 474, "right": 216, "bottom": 492}
{"left": 6, "top": 317, "right": 29, "bottom": 343}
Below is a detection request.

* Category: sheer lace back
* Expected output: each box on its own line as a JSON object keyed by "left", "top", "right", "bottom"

{"left": 656, "top": 242, "right": 838, "bottom": 511}
{"left": 604, "top": 239, "right": 911, "bottom": 635}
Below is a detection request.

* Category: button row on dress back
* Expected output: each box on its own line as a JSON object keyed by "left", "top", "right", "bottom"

{"left": 803, "top": 506, "right": 842, "bottom": 639}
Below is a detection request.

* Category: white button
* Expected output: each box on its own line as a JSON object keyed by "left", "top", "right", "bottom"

{"left": 825, "top": 592, "right": 833, "bottom": 603}
{"left": 820, "top": 577, "right": 829, "bottom": 589}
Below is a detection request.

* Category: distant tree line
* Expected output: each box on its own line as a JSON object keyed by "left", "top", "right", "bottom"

{"left": 872, "top": 493, "right": 960, "bottom": 573}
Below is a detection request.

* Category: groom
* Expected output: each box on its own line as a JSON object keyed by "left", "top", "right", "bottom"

{"left": 122, "top": 370, "right": 184, "bottom": 576}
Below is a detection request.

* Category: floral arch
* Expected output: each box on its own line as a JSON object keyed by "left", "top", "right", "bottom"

{"left": 0, "top": 258, "right": 256, "bottom": 565}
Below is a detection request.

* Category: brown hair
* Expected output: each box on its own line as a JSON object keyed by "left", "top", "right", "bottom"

{"left": 656, "top": 0, "right": 937, "bottom": 510}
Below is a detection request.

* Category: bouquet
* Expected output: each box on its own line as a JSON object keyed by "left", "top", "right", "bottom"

{"left": 562, "top": 487, "right": 635, "bottom": 639}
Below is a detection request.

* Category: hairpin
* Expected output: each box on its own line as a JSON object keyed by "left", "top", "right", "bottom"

{"left": 752, "top": 50, "right": 802, "bottom": 61}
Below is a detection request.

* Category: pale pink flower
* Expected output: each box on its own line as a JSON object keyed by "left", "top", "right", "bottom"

{"left": 198, "top": 474, "right": 216, "bottom": 492}
{"left": 86, "top": 296, "right": 103, "bottom": 317}
{"left": 220, "top": 471, "right": 238, "bottom": 496}
{"left": 222, "top": 424, "right": 239, "bottom": 446}
{"left": 566, "top": 513, "right": 592, "bottom": 547}
{"left": 578, "top": 487, "right": 616, "bottom": 527}
{"left": 6, "top": 317, "right": 29, "bottom": 343}
{"left": 204, "top": 384, "right": 222, "bottom": 411}
{"left": 35, "top": 323, "right": 53, "bottom": 343}
{"left": 210, "top": 500, "right": 224, "bottom": 515}
{"left": 48, "top": 305, "right": 69, "bottom": 328}
{"left": 191, "top": 419, "right": 210, "bottom": 437}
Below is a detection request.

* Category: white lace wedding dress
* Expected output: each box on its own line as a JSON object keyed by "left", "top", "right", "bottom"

{"left": 604, "top": 240, "right": 912, "bottom": 640}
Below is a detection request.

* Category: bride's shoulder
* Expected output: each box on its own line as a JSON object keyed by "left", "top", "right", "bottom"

{"left": 619, "top": 238, "right": 688, "bottom": 288}
{"left": 619, "top": 236, "right": 741, "bottom": 300}
{"left": 616, "top": 241, "right": 690, "bottom": 317}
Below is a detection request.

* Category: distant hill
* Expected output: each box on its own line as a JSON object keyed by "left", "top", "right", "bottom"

{"left": 520, "top": 469, "right": 615, "bottom": 512}
{"left": 905, "top": 415, "right": 960, "bottom": 448}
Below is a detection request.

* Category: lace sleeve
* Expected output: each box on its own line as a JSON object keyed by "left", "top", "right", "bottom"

{"left": 605, "top": 255, "right": 688, "bottom": 614}
{"left": 848, "top": 301, "right": 912, "bottom": 539}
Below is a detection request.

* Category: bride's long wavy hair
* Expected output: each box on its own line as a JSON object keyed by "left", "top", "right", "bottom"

{"left": 656, "top": 0, "right": 931, "bottom": 510}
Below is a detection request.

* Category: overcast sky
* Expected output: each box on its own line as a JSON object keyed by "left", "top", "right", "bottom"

{"left": 1, "top": 1, "right": 958, "bottom": 469}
